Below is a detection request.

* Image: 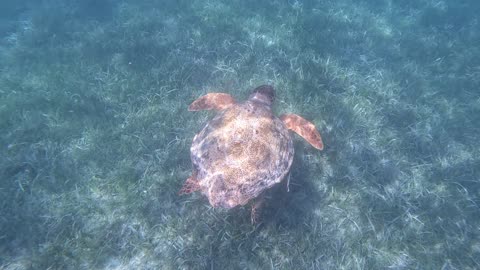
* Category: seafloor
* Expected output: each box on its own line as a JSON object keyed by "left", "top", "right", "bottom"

{"left": 1, "top": 0, "right": 479, "bottom": 269}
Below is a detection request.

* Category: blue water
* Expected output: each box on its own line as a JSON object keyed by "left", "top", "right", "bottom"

{"left": 1, "top": 0, "right": 479, "bottom": 269}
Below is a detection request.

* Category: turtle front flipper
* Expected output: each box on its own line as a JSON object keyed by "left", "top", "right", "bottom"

{"left": 280, "top": 114, "right": 324, "bottom": 150}
{"left": 189, "top": 93, "right": 236, "bottom": 111}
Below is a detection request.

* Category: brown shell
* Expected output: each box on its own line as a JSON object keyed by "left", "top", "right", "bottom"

{"left": 190, "top": 99, "right": 294, "bottom": 209}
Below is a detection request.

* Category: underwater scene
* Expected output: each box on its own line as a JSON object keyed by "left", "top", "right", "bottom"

{"left": 1, "top": 0, "right": 479, "bottom": 269}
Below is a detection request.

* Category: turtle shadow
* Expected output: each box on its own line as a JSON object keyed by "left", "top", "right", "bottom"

{"left": 258, "top": 147, "right": 326, "bottom": 229}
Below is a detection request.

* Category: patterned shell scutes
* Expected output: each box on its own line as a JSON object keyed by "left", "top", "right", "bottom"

{"left": 190, "top": 100, "right": 294, "bottom": 208}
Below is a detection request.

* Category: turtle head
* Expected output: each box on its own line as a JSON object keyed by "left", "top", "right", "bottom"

{"left": 248, "top": 85, "right": 275, "bottom": 106}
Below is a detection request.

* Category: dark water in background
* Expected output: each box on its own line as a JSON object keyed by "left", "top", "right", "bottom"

{"left": 1, "top": 0, "right": 479, "bottom": 269}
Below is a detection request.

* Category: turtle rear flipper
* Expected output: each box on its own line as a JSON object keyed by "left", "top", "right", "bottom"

{"left": 179, "top": 175, "right": 201, "bottom": 195}
{"left": 189, "top": 93, "right": 236, "bottom": 111}
{"left": 280, "top": 114, "right": 324, "bottom": 150}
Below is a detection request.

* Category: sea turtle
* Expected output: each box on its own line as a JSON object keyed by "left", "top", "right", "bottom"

{"left": 180, "top": 85, "right": 324, "bottom": 222}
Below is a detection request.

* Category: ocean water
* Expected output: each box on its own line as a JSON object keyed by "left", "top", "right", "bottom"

{"left": 1, "top": 0, "right": 479, "bottom": 269}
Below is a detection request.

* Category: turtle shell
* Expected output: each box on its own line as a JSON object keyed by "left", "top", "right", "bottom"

{"left": 190, "top": 99, "right": 294, "bottom": 208}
